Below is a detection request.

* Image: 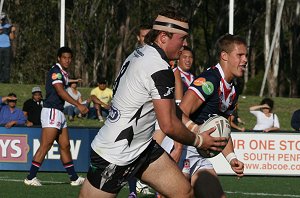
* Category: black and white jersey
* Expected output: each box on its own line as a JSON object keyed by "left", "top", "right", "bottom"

{"left": 91, "top": 44, "right": 175, "bottom": 166}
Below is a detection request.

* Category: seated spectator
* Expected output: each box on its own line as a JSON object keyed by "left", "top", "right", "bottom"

{"left": 90, "top": 78, "right": 113, "bottom": 122}
{"left": 64, "top": 81, "right": 82, "bottom": 121}
{"left": 229, "top": 103, "right": 246, "bottom": 132}
{"left": 291, "top": 109, "right": 300, "bottom": 131}
{"left": 0, "top": 93, "right": 26, "bottom": 128}
{"left": 249, "top": 98, "right": 280, "bottom": 132}
{"left": 23, "top": 86, "right": 43, "bottom": 127}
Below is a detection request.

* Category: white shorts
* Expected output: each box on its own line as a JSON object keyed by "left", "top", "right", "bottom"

{"left": 179, "top": 145, "right": 213, "bottom": 176}
{"left": 41, "top": 107, "right": 67, "bottom": 130}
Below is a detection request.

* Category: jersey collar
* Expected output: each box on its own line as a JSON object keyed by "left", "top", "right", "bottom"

{"left": 150, "top": 43, "right": 170, "bottom": 66}
{"left": 178, "top": 66, "right": 190, "bottom": 76}
{"left": 215, "top": 63, "right": 232, "bottom": 87}
{"left": 55, "top": 63, "right": 68, "bottom": 76}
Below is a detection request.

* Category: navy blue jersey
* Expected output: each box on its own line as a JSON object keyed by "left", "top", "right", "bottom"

{"left": 43, "top": 64, "right": 69, "bottom": 111}
{"left": 189, "top": 64, "right": 238, "bottom": 124}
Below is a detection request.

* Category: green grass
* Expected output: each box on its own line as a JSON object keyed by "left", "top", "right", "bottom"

{"left": 1, "top": 172, "right": 300, "bottom": 197}
{"left": 1, "top": 83, "right": 299, "bottom": 130}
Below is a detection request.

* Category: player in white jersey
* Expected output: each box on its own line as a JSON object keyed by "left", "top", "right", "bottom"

{"left": 79, "top": 8, "right": 227, "bottom": 198}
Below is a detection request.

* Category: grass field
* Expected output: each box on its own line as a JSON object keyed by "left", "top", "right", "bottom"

{"left": 1, "top": 171, "right": 300, "bottom": 198}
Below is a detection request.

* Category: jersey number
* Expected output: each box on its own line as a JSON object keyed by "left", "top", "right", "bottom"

{"left": 112, "top": 61, "right": 130, "bottom": 96}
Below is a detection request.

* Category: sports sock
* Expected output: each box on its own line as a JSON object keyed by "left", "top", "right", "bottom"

{"left": 128, "top": 177, "right": 137, "bottom": 194}
{"left": 64, "top": 161, "right": 78, "bottom": 181}
{"left": 27, "top": 161, "right": 41, "bottom": 180}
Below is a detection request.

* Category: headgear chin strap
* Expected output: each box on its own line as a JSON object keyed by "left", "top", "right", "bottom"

{"left": 153, "top": 15, "right": 189, "bottom": 35}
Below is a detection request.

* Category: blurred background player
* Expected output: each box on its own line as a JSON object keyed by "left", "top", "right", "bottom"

{"left": 136, "top": 24, "right": 151, "bottom": 47}
{"left": 153, "top": 46, "right": 195, "bottom": 159}
{"left": 153, "top": 46, "right": 195, "bottom": 198}
{"left": 24, "top": 47, "right": 88, "bottom": 186}
{"left": 23, "top": 86, "right": 43, "bottom": 127}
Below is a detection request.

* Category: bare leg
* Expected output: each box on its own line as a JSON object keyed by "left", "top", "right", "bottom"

{"left": 33, "top": 127, "right": 58, "bottom": 163}
{"left": 57, "top": 127, "right": 72, "bottom": 163}
{"left": 140, "top": 152, "right": 193, "bottom": 198}
{"left": 79, "top": 179, "right": 117, "bottom": 198}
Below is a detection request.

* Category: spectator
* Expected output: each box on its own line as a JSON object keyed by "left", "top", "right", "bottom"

{"left": 229, "top": 103, "right": 246, "bottom": 132}
{"left": 0, "top": 93, "right": 26, "bottom": 128}
{"left": 0, "top": 12, "right": 16, "bottom": 83}
{"left": 249, "top": 98, "right": 280, "bottom": 132}
{"left": 90, "top": 78, "right": 113, "bottom": 122}
{"left": 64, "top": 81, "right": 82, "bottom": 121}
{"left": 23, "top": 86, "right": 43, "bottom": 127}
{"left": 291, "top": 109, "right": 300, "bottom": 131}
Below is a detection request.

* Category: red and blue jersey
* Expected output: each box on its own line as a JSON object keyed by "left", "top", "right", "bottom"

{"left": 188, "top": 64, "right": 238, "bottom": 124}
{"left": 43, "top": 63, "right": 69, "bottom": 111}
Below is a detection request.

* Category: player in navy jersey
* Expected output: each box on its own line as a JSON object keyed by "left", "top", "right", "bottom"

{"left": 24, "top": 47, "right": 88, "bottom": 186}
{"left": 179, "top": 34, "right": 246, "bottom": 198}
{"left": 79, "top": 7, "right": 226, "bottom": 198}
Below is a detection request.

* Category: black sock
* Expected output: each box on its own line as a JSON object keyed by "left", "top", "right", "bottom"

{"left": 64, "top": 161, "right": 78, "bottom": 181}
{"left": 27, "top": 161, "right": 41, "bottom": 180}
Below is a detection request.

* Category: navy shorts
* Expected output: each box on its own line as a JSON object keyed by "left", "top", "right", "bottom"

{"left": 87, "top": 140, "right": 164, "bottom": 194}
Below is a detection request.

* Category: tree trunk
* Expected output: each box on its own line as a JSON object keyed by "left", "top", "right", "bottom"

{"left": 264, "top": 0, "right": 271, "bottom": 67}
{"left": 114, "top": 15, "right": 130, "bottom": 81}
{"left": 290, "top": 1, "right": 300, "bottom": 97}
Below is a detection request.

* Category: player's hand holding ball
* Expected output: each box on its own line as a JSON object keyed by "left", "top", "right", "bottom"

{"left": 195, "top": 115, "right": 231, "bottom": 158}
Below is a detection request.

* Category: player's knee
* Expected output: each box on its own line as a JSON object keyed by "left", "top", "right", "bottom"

{"left": 39, "top": 142, "right": 54, "bottom": 153}
{"left": 60, "top": 143, "right": 71, "bottom": 151}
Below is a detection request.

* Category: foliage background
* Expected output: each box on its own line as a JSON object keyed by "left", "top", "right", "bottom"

{"left": 2, "top": 0, "right": 300, "bottom": 97}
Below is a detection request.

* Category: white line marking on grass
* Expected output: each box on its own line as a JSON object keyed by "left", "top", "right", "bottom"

{"left": 226, "top": 191, "right": 300, "bottom": 197}
{"left": 0, "top": 178, "right": 66, "bottom": 184}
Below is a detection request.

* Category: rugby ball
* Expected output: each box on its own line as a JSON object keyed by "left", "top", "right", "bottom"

{"left": 197, "top": 115, "right": 231, "bottom": 158}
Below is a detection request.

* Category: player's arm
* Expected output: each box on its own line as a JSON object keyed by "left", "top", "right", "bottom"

{"left": 179, "top": 90, "right": 226, "bottom": 151}
{"left": 154, "top": 98, "right": 225, "bottom": 151}
{"left": 54, "top": 83, "right": 88, "bottom": 114}
{"left": 179, "top": 90, "right": 202, "bottom": 116}
{"left": 222, "top": 135, "right": 244, "bottom": 177}
{"left": 173, "top": 68, "right": 183, "bottom": 103}
{"left": 153, "top": 98, "right": 196, "bottom": 146}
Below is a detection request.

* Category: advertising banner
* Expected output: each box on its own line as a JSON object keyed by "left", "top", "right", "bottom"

{"left": 1, "top": 128, "right": 300, "bottom": 175}
{"left": 209, "top": 132, "right": 300, "bottom": 176}
{"left": 0, "top": 126, "right": 98, "bottom": 172}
